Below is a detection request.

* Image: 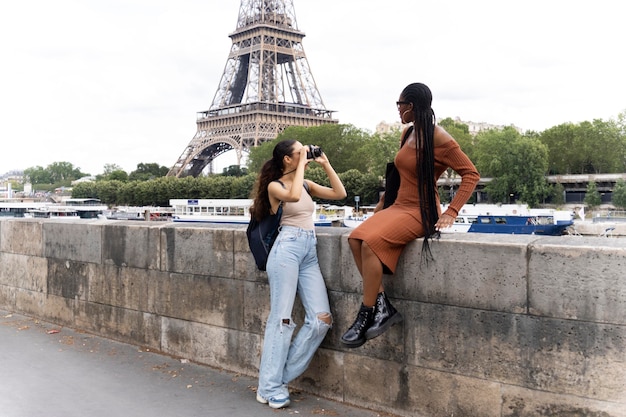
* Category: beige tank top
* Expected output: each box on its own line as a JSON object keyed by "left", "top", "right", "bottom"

{"left": 280, "top": 183, "right": 315, "bottom": 230}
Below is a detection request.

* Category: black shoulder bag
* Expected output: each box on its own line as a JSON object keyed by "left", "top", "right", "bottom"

{"left": 246, "top": 181, "right": 285, "bottom": 271}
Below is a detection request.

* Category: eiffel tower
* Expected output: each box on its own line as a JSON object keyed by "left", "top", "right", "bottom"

{"left": 167, "top": 0, "right": 337, "bottom": 178}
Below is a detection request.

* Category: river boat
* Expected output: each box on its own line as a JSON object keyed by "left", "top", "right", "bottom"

{"left": 57, "top": 198, "right": 108, "bottom": 219}
{"left": 105, "top": 206, "right": 174, "bottom": 221}
{"left": 169, "top": 199, "right": 344, "bottom": 227}
{"left": 27, "top": 206, "right": 80, "bottom": 220}
{"left": 343, "top": 204, "right": 574, "bottom": 235}
{"left": 0, "top": 201, "right": 48, "bottom": 218}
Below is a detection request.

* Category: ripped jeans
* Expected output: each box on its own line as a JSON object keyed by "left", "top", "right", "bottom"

{"left": 257, "top": 226, "right": 332, "bottom": 400}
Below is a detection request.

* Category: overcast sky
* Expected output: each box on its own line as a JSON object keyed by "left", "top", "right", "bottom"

{"left": 1, "top": 0, "right": 624, "bottom": 176}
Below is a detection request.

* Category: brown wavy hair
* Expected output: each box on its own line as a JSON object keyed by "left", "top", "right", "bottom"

{"left": 249, "top": 140, "right": 296, "bottom": 221}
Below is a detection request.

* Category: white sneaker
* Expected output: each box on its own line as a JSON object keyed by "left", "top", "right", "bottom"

{"left": 256, "top": 393, "right": 290, "bottom": 409}
{"left": 268, "top": 396, "right": 290, "bottom": 409}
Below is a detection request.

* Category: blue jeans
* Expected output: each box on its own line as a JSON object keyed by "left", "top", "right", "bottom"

{"left": 257, "top": 226, "right": 332, "bottom": 400}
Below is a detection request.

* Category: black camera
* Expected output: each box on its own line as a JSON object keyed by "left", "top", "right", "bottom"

{"left": 306, "top": 145, "right": 323, "bottom": 159}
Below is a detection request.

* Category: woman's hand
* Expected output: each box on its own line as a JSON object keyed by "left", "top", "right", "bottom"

{"left": 435, "top": 213, "right": 455, "bottom": 231}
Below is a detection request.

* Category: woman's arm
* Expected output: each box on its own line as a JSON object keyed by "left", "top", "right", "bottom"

{"left": 306, "top": 152, "right": 347, "bottom": 200}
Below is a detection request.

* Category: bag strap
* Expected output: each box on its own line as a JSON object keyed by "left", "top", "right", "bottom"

{"left": 400, "top": 125, "right": 414, "bottom": 147}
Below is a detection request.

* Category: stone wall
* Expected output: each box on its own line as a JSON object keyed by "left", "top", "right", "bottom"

{"left": 0, "top": 218, "right": 625, "bottom": 417}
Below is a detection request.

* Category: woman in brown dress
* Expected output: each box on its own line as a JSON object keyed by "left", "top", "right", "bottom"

{"left": 341, "top": 82, "right": 480, "bottom": 348}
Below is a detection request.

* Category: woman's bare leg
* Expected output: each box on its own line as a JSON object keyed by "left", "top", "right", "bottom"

{"left": 349, "top": 238, "right": 384, "bottom": 307}
{"left": 360, "top": 241, "right": 383, "bottom": 306}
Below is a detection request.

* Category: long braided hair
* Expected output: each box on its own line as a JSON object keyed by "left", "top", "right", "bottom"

{"left": 400, "top": 83, "right": 439, "bottom": 257}
{"left": 249, "top": 140, "right": 296, "bottom": 221}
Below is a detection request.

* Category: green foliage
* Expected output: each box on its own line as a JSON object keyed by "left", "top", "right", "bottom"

{"left": 583, "top": 181, "right": 602, "bottom": 209}
{"left": 539, "top": 119, "right": 626, "bottom": 174}
{"left": 611, "top": 179, "right": 626, "bottom": 209}
{"left": 246, "top": 124, "right": 396, "bottom": 178}
{"left": 474, "top": 127, "right": 549, "bottom": 206}
{"left": 221, "top": 165, "right": 249, "bottom": 177}
{"left": 128, "top": 163, "right": 169, "bottom": 181}
{"left": 549, "top": 183, "right": 566, "bottom": 206}
{"left": 24, "top": 162, "right": 87, "bottom": 186}
{"left": 107, "top": 170, "right": 129, "bottom": 182}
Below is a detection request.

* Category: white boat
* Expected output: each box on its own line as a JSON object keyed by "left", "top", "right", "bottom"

{"left": 0, "top": 201, "right": 48, "bottom": 218}
{"left": 56, "top": 198, "right": 108, "bottom": 219}
{"left": 342, "top": 205, "right": 377, "bottom": 228}
{"left": 105, "top": 206, "right": 174, "bottom": 221}
{"left": 169, "top": 199, "right": 345, "bottom": 227}
{"left": 27, "top": 206, "right": 80, "bottom": 220}
{"left": 170, "top": 199, "right": 253, "bottom": 224}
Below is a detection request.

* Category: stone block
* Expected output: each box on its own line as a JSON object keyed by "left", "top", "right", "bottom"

{"left": 338, "top": 234, "right": 364, "bottom": 294}
{"left": 161, "top": 317, "right": 261, "bottom": 376}
{"left": 0, "top": 219, "right": 43, "bottom": 256}
{"left": 404, "top": 301, "right": 626, "bottom": 401}
{"left": 396, "top": 233, "right": 532, "bottom": 313}
{"left": 0, "top": 252, "right": 47, "bottom": 291}
{"left": 502, "top": 384, "right": 626, "bottom": 417}
{"left": 0, "top": 284, "right": 16, "bottom": 311}
{"left": 37, "top": 293, "right": 76, "bottom": 326}
{"left": 242, "top": 280, "right": 270, "bottom": 334}
{"left": 13, "top": 287, "right": 48, "bottom": 318}
{"left": 400, "top": 365, "right": 502, "bottom": 417}
{"left": 47, "top": 258, "right": 93, "bottom": 301}
{"left": 150, "top": 272, "right": 244, "bottom": 329}
{"left": 293, "top": 348, "right": 345, "bottom": 402}
{"left": 315, "top": 229, "right": 344, "bottom": 291}
{"left": 529, "top": 235, "right": 626, "bottom": 324}
{"left": 88, "top": 264, "right": 149, "bottom": 312}
{"left": 102, "top": 222, "right": 160, "bottom": 270}
{"left": 233, "top": 228, "right": 264, "bottom": 280}
{"left": 74, "top": 301, "right": 161, "bottom": 348}
{"left": 43, "top": 222, "right": 102, "bottom": 263}
{"left": 161, "top": 225, "right": 234, "bottom": 278}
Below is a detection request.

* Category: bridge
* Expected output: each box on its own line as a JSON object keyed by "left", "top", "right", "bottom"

{"left": 440, "top": 172, "right": 626, "bottom": 204}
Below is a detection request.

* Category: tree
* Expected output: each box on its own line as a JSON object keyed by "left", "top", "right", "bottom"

{"left": 48, "top": 162, "right": 87, "bottom": 182}
{"left": 24, "top": 162, "right": 86, "bottom": 186}
{"left": 102, "top": 163, "right": 124, "bottom": 176}
{"left": 221, "top": 165, "right": 249, "bottom": 177}
{"left": 611, "top": 179, "right": 626, "bottom": 209}
{"left": 23, "top": 166, "right": 52, "bottom": 185}
{"left": 583, "top": 181, "right": 602, "bottom": 209}
{"left": 107, "top": 170, "right": 129, "bottom": 182}
{"left": 474, "top": 127, "right": 549, "bottom": 206}
{"left": 128, "top": 163, "right": 169, "bottom": 181}
{"left": 549, "top": 183, "right": 566, "bottom": 206}
{"left": 539, "top": 119, "right": 626, "bottom": 174}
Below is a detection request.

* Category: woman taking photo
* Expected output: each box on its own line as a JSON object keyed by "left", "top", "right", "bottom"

{"left": 251, "top": 139, "right": 346, "bottom": 409}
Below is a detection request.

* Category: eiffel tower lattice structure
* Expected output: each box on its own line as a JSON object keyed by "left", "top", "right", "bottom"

{"left": 167, "top": 0, "right": 338, "bottom": 178}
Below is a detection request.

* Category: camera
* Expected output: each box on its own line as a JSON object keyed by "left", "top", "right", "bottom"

{"left": 306, "top": 145, "right": 323, "bottom": 159}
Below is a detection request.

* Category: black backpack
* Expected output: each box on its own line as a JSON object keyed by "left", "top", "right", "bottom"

{"left": 246, "top": 180, "right": 286, "bottom": 271}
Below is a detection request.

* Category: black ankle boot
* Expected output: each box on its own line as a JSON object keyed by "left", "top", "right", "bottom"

{"left": 365, "top": 292, "right": 403, "bottom": 340}
{"left": 340, "top": 304, "right": 375, "bottom": 348}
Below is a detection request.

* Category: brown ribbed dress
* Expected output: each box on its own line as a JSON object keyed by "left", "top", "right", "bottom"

{"left": 349, "top": 134, "right": 479, "bottom": 274}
